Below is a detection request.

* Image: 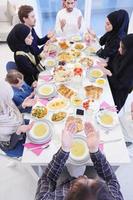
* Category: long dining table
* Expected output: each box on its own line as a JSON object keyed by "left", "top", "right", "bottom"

{"left": 21, "top": 36, "right": 130, "bottom": 166}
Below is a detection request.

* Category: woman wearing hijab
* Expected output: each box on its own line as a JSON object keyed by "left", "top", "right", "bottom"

{"left": 7, "top": 24, "right": 43, "bottom": 86}
{"left": 0, "top": 80, "right": 33, "bottom": 157}
{"left": 108, "top": 34, "right": 133, "bottom": 112}
{"left": 96, "top": 9, "right": 129, "bottom": 62}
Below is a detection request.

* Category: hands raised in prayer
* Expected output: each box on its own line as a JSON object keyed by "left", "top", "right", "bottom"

{"left": 61, "top": 121, "right": 77, "bottom": 152}
{"left": 77, "top": 16, "right": 82, "bottom": 29}
{"left": 84, "top": 122, "right": 100, "bottom": 153}
{"left": 60, "top": 19, "right": 66, "bottom": 31}
{"left": 61, "top": 120, "right": 100, "bottom": 153}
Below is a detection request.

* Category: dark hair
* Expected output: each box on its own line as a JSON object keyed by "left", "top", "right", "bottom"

{"left": 18, "top": 5, "right": 34, "bottom": 23}
{"left": 65, "top": 177, "right": 113, "bottom": 200}
{"left": 6, "top": 70, "right": 23, "bottom": 84}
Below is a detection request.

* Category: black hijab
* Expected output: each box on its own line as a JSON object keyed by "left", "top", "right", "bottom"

{"left": 100, "top": 9, "right": 129, "bottom": 45}
{"left": 7, "top": 23, "right": 31, "bottom": 53}
{"left": 112, "top": 34, "right": 133, "bottom": 74}
{"left": 108, "top": 34, "right": 133, "bottom": 90}
{"left": 108, "top": 34, "right": 133, "bottom": 111}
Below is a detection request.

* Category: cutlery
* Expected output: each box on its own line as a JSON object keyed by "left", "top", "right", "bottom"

{"left": 28, "top": 144, "right": 49, "bottom": 151}
{"left": 100, "top": 138, "right": 122, "bottom": 144}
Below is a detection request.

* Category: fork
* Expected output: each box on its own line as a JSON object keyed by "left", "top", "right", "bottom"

{"left": 28, "top": 144, "right": 49, "bottom": 151}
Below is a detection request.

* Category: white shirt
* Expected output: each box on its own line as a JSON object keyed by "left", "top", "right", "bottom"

{"left": 55, "top": 8, "right": 86, "bottom": 37}
{"left": 128, "top": 11, "right": 133, "bottom": 33}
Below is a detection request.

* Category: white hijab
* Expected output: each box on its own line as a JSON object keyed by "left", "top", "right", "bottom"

{"left": 0, "top": 80, "right": 23, "bottom": 141}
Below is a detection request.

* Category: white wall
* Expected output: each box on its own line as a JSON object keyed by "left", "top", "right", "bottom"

{"left": 8, "top": 0, "right": 42, "bottom": 36}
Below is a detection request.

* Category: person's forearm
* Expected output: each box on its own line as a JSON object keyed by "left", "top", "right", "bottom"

{"left": 90, "top": 150, "right": 117, "bottom": 182}
{"left": 37, "top": 35, "right": 49, "bottom": 45}
{"left": 43, "top": 148, "right": 69, "bottom": 185}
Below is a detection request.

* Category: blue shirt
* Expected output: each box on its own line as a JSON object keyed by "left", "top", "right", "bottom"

{"left": 12, "top": 82, "right": 33, "bottom": 113}
{"left": 30, "top": 28, "right": 49, "bottom": 56}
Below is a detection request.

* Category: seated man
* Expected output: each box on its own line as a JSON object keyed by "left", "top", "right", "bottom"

{"left": 35, "top": 121, "right": 123, "bottom": 200}
{"left": 55, "top": 0, "right": 86, "bottom": 37}
{"left": 18, "top": 5, "right": 55, "bottom": 57}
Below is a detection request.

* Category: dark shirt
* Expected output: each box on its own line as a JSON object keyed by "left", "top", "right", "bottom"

{"left": 35, "top": 148, "right": 123, "bottom": 200}
{"left": 97, "top": 35, "right": 120, "bottom": 61}
{"left": 12, "top": 82, "right": 33, "bottom": 113}
{"left": 14, "top": 54, "right": 39, "bottom": 86}
{"left": 31, "top": 28, "right": 49, "bottom": 56}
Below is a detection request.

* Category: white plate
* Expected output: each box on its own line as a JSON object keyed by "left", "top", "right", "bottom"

{"left": 73, "top": 42, "right": 86, "bottom": 51}
{"left": 95, "top": 78, "right": 106, "bottom": 87}
{"left": 37, "top": 84, "right": 56, "bottom": 98}
{"left": 96, "top": 110, "right": 118, "bottom": 128}
{"left": 70, "top": 135, "right": 89, "bottom": 162}
{"left": 28, "top": 120, "right": 53, "bottom": 144}
{"left": 90, "top": 68, "right": 104, "bottom": 79}
{"left": 70, "top": 35, "right": 82, "bottom": 42}
{"left": 29, "top": 121, "right": 50, "bottom": 140}
{"left": 49, "top": 110, "right": 68, "bottom": 123}
{"left": 47, "top": 98, "right": 69, "bottom": 111}
{"left": 43, "top": 58, "right": 57, "bottom": 69}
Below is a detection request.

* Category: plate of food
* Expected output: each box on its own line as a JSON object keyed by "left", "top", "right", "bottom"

{"left": 71, "top": 95, "right": 83, "bottom": 107}
{"left": 58, "top": 40, "right": 70, "bottom": 49}
{"left": 58, "top": 52, "right": 74, "bottom": 63}
{"left": 66, "top": 116, "right": 83, "bottom": 133}
{"left": 28, "top": 120, "right": 52, "bottom": 144}
{"left": 37, "top": 84, "right": 56, "bottom": 98}
{"left": 70, "top": 35, "right": 82, "bottom": 42}
{"left": 43, "top": 58, "right": 57, "bottom": 69}
{"left": 70, "top": 49, "right": 81, "bottom": 58}
{"left": 79, "top": 57, "right": 93, "bottom": 67}
{"left": 84, "top": 85, "right": 103, "bottom": 100}
{"left": 31, "top": 106, "right": 48, "bottom": 119}
{"left": 44, "top": 44, "right": 58, "bottom": 57}
{"left": 50, "top": 111, "right": 67, "bottom": 123}
{"left": 74, "top": 43, "right": 85, "bottom": 51}
{"left": 57, "top": 84, "right": 76, "bottom": 99}
{"left": 95, "top": 78, "right": 106, "bottom": 87}
{"left": 53, "top": 66, "right": 72, "bottom": 83}
{"left": 70, "top": 136, "right": 89, "bottom": 162}
{"left": 47, "top": 98, "right": 69, "bottom": 111}
{"left": 96, "top": 110, "right": 118, "bottom": 128}
{"left": 84, "top": 46, "right": 97, "bottom": 55}
{"left": 89, "top": 68, "right": 104, "bottom": 79}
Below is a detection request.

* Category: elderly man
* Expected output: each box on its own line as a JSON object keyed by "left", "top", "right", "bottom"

{"left": 55, "top": 0, "right": 86, "bottom": 37}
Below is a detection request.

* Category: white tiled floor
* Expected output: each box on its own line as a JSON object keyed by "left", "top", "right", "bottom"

{"left": 0, "top": 43, "right": 133, "bottom": 200}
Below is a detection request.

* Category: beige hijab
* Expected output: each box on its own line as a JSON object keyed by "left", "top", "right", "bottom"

{"left": 0, "top": 80, "right": 23, "bottom": 142}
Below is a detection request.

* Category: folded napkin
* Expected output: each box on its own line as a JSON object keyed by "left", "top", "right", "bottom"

{"left": 38, "top": 98, "right": 49, "bottom": 106}
{"left": 100, "top": 101, "right": 117, "bottom": 112}
{"left": 24, "top": 141, "right": 50, "bottom": 156}
{"left": 39, "top": 75, "right": 53, "bottom": 82}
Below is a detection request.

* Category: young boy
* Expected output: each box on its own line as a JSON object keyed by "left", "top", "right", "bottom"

{"left": 6, "top": 70, "right": 37, "bottom": 113}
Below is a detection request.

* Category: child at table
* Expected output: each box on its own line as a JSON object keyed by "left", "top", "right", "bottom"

{"left": 6, "top": 69, "right": 37, "bottom": 113}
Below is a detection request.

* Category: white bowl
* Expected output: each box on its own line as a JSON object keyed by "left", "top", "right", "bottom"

{"left": 70, "top": 135, "right": 89, "bottom": 162}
